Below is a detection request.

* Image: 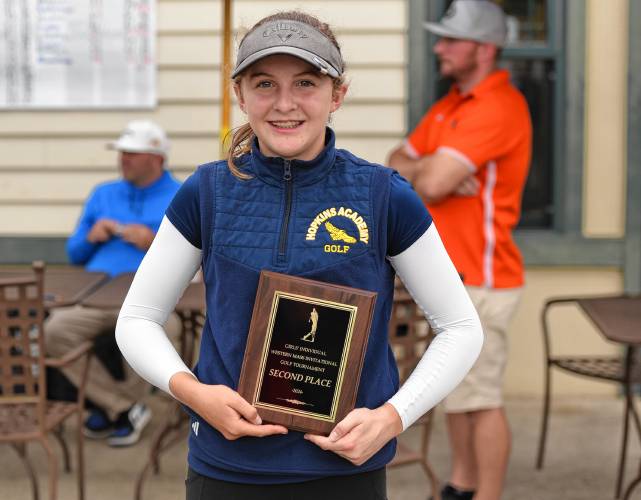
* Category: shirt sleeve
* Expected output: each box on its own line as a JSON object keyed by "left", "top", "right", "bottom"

{"left": 387, "top": 171, "right": 433, "bottom": 257}
{"left": 436, "top": 104, "right": 518, "bottom": 169}
{"left": 406, "top": 109, "right": 435, "bottom": 157}
{"left": 387, "top": 225, "right": 483, "bottom": 429}
{"left": 116, "top": 217, "right": 201, "bottom": 396}
{"left": 66, "top": 188, "right": 100, "bottom": 265}
{"left": 166, "top": 169, "right": 202, "bottom": 249}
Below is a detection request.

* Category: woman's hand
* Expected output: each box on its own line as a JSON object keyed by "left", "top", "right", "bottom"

{"left": 304, "top": 403, "right": 402, "bottom": 465}
{"left": 169, "top": 372, "right": 288, "bottom": 440}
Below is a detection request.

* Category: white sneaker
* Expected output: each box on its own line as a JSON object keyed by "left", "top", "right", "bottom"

{"left": 107, "top": 403, "right": 152, "bottom": 447}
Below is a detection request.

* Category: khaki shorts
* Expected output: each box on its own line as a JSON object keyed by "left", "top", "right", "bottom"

{"left": 443, "top": 286, "right": 522, "bottom": 413}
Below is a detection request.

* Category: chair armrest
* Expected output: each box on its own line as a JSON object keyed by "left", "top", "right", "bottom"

{"left": 45, "top": 341, "right": 93, "bottom": 369}
{"left": 540, "top": 296, "right": 587, "bottom": 360}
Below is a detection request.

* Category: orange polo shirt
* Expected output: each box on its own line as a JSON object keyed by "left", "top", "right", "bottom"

{"left": 407, "top": 70, "right": 532, "bottom": 288}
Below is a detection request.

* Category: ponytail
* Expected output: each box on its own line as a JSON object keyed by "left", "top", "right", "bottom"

{"left": 226, "top": 123, "right": 254, "bottom": 180}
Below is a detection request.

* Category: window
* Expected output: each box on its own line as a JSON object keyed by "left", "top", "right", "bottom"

{"left": 430, "top": 0, "right": 563, "bottom": 228}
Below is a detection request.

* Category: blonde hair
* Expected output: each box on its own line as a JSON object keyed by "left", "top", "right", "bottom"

{"left": 226, "top": 11, "right": 346, "bottom": 179}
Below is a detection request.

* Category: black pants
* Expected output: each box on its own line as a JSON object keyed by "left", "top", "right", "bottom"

{"left": 185, "top": 467, "right": 387, "bottom": 500}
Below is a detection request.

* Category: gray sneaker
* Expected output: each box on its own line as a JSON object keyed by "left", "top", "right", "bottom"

{"left": 107, "top": 403, "right": 152, "bottom": 447}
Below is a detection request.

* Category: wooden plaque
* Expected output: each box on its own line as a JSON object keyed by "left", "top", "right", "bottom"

{"left": 238, "top": 270, "right": 377, "bottom": 435}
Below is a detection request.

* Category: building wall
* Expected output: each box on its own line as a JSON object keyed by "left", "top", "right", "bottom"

{"left": 0, "top": 0, "right": 406, "bottom": 236}
{"left": 583, "top": 0, "right": 628, "bottom": 238}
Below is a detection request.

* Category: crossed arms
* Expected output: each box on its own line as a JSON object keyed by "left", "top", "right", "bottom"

{"left": 387, "top": 144, "right": 479, "bottom": 204}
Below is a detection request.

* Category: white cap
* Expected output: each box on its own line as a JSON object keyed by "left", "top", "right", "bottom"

{"left": 424, "top": 0, "right": 507, "bottom": 47}
{"left": 107, "top": 120, "right": 169, "bottom": 157}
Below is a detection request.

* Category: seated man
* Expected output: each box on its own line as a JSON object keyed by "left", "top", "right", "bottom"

{"left": 45, "top": 120, "right": 181, "bottom": 447}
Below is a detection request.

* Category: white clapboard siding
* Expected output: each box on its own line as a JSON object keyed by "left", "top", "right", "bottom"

{"left": 158, "top": 67, "right": 405, "bottom": 102}
{"left": 158, "top": 33, "right": 405, "bottom": 67}
{"left": 0, "top": 206, "right": 86, "bottom": 235}
{"left": 0, "top": 138, "right": 220, "bottom": 169}
{"left": 0, "top": 136, "right": 397, "bottom": 172}
{"left": 1, "top": 0, "right": 407, "bottom": 236}
{"left": 0, "top": 172, "right": 117, "bottom": 202}
{"left": 158, "top": 1, "right": 404, "bottom": 33}
{"left": 0, "top": 103, "right": 403, "bottom": 135}
{"left": 0, "top": 171, "right": 194, "bottom": 203}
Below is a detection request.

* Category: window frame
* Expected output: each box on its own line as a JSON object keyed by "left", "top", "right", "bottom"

{"left": 626, "top": 0, "right": 641, "bottom": 293}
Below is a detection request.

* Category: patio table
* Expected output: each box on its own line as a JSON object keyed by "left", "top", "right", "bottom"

{"left": 79, "top": 272, "right": 135, "bottom": 310}
{"left": 577, "top": 295, "right": 641, "bottom": 500}
{"left": 0, "top": 266, "right": 108, "bottom": 308}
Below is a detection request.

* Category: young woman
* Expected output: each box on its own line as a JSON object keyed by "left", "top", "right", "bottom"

{"left": 116, "top": 11, "right": 483, "bottom": 500}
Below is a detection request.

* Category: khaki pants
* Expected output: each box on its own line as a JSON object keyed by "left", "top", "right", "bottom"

{"left": 45, "top": 305, "right": 180, "bottom": 421}
{"left": 443, "top": 286, "right": 522, "bottom": 413}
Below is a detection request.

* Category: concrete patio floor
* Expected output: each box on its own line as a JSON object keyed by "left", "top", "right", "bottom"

{"left": 1, "top": 394, "right": 639, "bottom": 499}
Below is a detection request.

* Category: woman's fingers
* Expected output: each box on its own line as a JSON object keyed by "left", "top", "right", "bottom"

{"left": 304, "top": 433, "right": 331, "bottom": 450}
{"left": 305, "top": 409, "right": 365, "bottom": 452}
{"left": 305, "top": 405, "right": 402, "bottom": 465}
{"left": 305, "top": 433, "right": 356, "bottom": 453}
{"left": 227, "top": 391, "right": 263, "bottom": 424}
{"left": 230, "top": 420, "right": 289, "bottom": 439}
{"left": 218, "top": 404, "right": 288, "bottom": 440}
{"left": 328, "top": 409, "right": 365, "bottom": 442}
{"left": 221, "top": 392, "right": 289, "bottom": 438}
{"left": 193, "top": 385, "right": 288, "bottom": 440}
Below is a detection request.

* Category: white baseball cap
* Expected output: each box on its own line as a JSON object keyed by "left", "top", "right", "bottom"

{"left": 107, "top": 120, "right": 169, "bottom": 157}
{"left": 423, "top": 0, "right": 507, "bottom": 47}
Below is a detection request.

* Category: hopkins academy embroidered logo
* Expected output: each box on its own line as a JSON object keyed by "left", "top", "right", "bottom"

{"left": 191, "top": 420, "right": 199, "bottom": 436}
{"left": 306, "top": 207, "right": 369, "bottom": 254}
{"left": 263, "top": 22, "right": 309, "bottom": 43}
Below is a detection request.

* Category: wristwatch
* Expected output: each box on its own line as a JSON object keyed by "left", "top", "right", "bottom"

{"left": 115, "top": 223, "right": 125, "bottom": 237}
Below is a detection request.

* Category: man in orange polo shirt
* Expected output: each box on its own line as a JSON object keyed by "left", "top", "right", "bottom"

{"left": 388, "top": 2, "right": 531, "bottom": 499}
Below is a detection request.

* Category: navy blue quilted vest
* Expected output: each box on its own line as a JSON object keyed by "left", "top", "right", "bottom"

{"left": 188, "top": 130, "right": 399, "bottom": 483}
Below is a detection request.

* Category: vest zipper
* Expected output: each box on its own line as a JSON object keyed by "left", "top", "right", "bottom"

{"left": 278, "top": 160, "right": 293, "bottom": 259}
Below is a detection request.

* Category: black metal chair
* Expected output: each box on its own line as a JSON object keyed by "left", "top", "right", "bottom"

{"left": 0, "top": 262, "right": 93, "bottom": 500}
{"left": 387, "top": 283, "right": 440, "bottom": 500}
{"left": 536, "top": 296, "right": 641, "bottom": 499}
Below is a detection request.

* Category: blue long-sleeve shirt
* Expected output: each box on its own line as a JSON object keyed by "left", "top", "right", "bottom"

{"left": 67, "top": 170, "right": 181, "bottom": 277}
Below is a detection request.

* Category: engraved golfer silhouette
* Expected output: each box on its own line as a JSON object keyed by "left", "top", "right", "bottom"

{"left": 301, "top": 307, "right": 319, "bottom": 342}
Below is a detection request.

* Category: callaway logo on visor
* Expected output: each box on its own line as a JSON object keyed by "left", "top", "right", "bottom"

{"left": 263, "top": 22, "right": 310, "bottom": 41}
{"left": 231, "top": 20, "right": 343, "bottom": 79}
